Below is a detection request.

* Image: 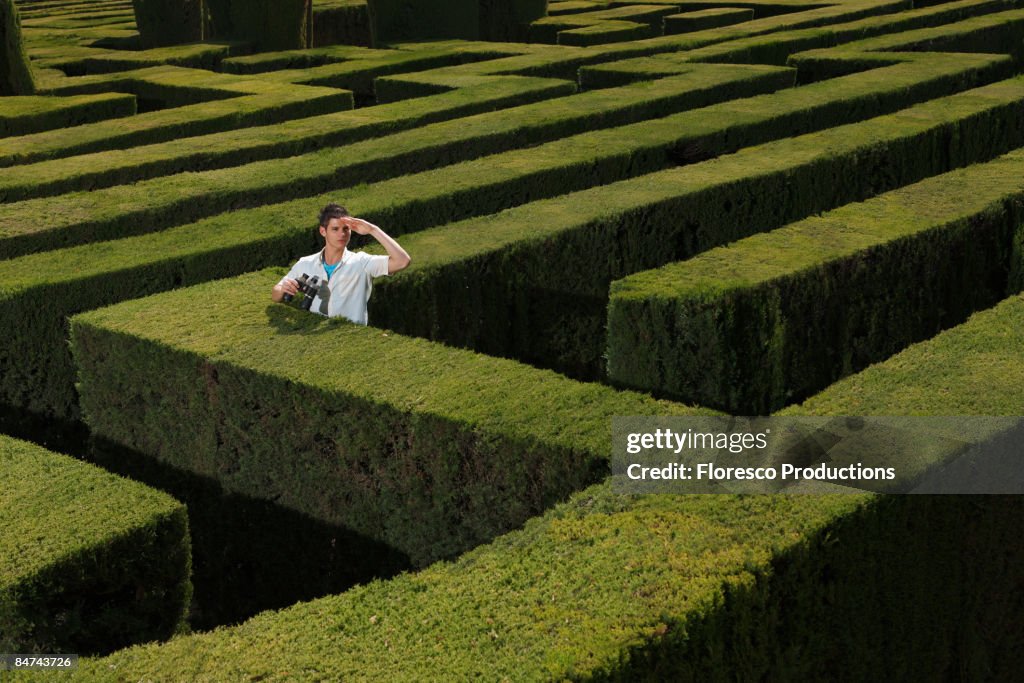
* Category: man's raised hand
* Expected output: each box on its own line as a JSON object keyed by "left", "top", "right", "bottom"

{"left": 341, "top": 216, "right": 377, "bottom": 235}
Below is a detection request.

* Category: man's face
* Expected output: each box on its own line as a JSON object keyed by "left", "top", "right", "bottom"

{"left": 320, "top": 217, "right": 351, "bottom": 251}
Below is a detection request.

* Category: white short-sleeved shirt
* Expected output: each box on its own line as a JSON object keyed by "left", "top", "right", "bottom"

{"left": 280, "top": 249, "right": 389, "bottom": 324}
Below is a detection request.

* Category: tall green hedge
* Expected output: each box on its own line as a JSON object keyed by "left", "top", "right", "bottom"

{"left": 131, "top": 0, "right": 204, "bottom": 48}
{"left": 664, "top": 8, "right": 756, "bottom": 35}
{"left": 606, "top": 150, "right": 1024, "bottom": 413}
{"left": 367, "top": 0, "right": 479, "bottom": 45}
{"left": 69, "top": 270, "right": 706, "bottom": 567}
{"left": 0, "top": 435, "right": 191, "bottom": 655}
{"left": 1, "top": 0, "right": 34, "bottom": 95}
{"left": 313, "top": 0, "right": 372, "bottom": 47}
{"left": 133, "top": 0, "right": 312, "bottom": 50}
{"left": 784, "top": 291, "right": 1024, "bottom": 417}
{"left": 2, "top": 50, "right": 1005, "bottom": 258}
{"left": 367, "top": 0, "right": 547, "bottom": 45}
{"left": 0, "top": 74, "right": 570, "bottom": 201}
{"left": 73, "top": 489, "right": 1024, "bottom": 679}
{"left": 227, "top": 0, "right": 312, "bottom": 51}
{"left": 480, "top": 0, "right": 548, "bottom": 41}
{"left": 2, "top": 73, "right": 1023, "bottom": 428}
{"left": 0, "top": 62, "right": 793, "bottom": 255}
{"left": 68, "top": 293, "right": 1024, "bottom": 680}
{"left": 369, "top": 75, "right": 1024, "bottom": 379}
{"left": 0, "top": 66, "right": 352, "bottom": 166}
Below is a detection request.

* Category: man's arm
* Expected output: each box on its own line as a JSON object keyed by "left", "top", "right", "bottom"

{"left": 344, "top": 217, "right": 411, "bottom": 274}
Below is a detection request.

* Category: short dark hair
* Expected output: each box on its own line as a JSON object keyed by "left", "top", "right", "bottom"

{"left": 319, "top": 202, "right": 350, "bottom": 227}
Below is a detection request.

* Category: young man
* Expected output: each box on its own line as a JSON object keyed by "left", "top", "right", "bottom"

{"left": 271, "top": 203, "right": 411, "bottom": 324}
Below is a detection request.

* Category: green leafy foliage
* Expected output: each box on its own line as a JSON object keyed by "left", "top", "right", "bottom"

{"left": 70, "top": 485, "right": 1024, "bottom": 680}
{"left": 0, "top": 435, "right": 191, "bottom": 655}
{"left": 606, "top": 150, "right": 1024, "bottom": 413}
{"left": 70, "top": 269, "right": 706, "bottom": 566}
{"left": 1, "top": 0, "right": 35, "bottom": 95}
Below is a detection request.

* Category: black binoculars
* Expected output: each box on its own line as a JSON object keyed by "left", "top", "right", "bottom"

{"left": 282, "top": 273, "right": 321, "bottom": 311}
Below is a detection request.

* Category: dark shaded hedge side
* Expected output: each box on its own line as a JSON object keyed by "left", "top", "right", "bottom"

{"left": 88, "top": 436, "right": 411, "bottom": 629}
{"left": 133, "top": 0, "right": 312, "bottom": 50}
{"left": 0, "top": 0, "right": 34, "bottom": 95}
{"left": 606, "top": 151, "right": 1024, "bottom": 413}
{"left": 367, "top": 0, "right": 479, "bottom": 45}
{"left": 70, "top": 487, "right": 1024, "bottom": 680}
{"left": 371, "top": 77, "right": 1024, "bottom": 380}
{"left": 131, "top": 0, "right": 204, "bottom": 48}
{"left": 313, "top": 0, "right": 372, "bottom": 47}
{"left": 0, "top": 436, "right": 191, "bottom": 655}
{"left": 366, "top": 0, "right": 546, "bottom": 45}
{"left": 480, "top": 0, "right": 548, "bottom": 41}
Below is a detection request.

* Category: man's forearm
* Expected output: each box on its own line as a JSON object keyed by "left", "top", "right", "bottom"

{"left": 369, "top": 224, "right": 411, "bottom": 274}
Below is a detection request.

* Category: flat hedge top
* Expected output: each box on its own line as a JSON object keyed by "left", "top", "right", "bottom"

{"left": 608, "top": 148, "right": 1024, "bottom": 301}
{"left": 0, "top": 434, "right": 185, "bottom": 587}
{"left": 0, "top": 92, "right": 130, "bottom": 119}
{"left": 785, "top": 292, "right": 1024, "bottom": 416}
{"left": 72, "top": 269, "right": 708, "bottom": 454}
{"left": 79, "top": 483, "right": 864, "bottom": 681}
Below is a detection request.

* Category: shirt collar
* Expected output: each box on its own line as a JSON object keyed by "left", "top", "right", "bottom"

{"left": 320, "top": 248, "right": 350, "bottom": 268}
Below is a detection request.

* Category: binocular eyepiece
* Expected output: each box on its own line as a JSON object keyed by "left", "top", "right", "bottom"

{"left": 282, "top": 273, "right": 321, "bottom": 311}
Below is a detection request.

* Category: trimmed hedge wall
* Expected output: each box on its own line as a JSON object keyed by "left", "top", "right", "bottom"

{"left": 0, "top": 73, "right": 567, "bottom": 194}
{"left": 37, "top": 42, "right": 235, "bottom": 78}
{"left": 2, "top": 51, "right": 1006, "bottom": 259}
{"left": 227, "top": 0, "right": 312, "bottom": 51}
{"left": 68, "top": 295, "right": 1024, "bottom": 680}
{"left": 367, "top": 0, "right": 478, "bottom": 45}
{"left": 529, "top": 3, "right": 676, "bottom": 43}
{"left": 367, "top": 75, "right": 1024, "bottom": 379}
{"left": 480, "top": 0, "right": 548, "bottom": 41}
{"left": 789, "top": 7, "right": 1024, "bottom": 81}
{"left": 0, "top": 434, "right": 191, "bottom": 655}
{"left": 313, "top": 0, "right": 372, "bottom": 47}
{"left": 828, "top": 7, "right": 1024, "bottom": 61}
{"left": 0, "top": 91, "right": 135, "bottom": 138}
{"left": 605, "top": 149, "right": 1024, "bottom": 413}
{"left": 132, "top": 0, "right": 311, "bottom": 50}
{"left": 668, "top": 0, "right": 1017, "bottom": 66}
{"left": 784, "top": 291, "right": 1024, "bottom": 417}
{"left": 558, "top": 20, "right": 653, "bottom": 47}
{"left": 367, "top": 0, "right": 547, "bottom": 45}
{"left": 0, "top": 64, "right": 787, "bottom": 204}
{"left": 69, "top": 269, "right": 706, "bottom": 567}
{"left": 1, "top": 0, "right": 34, "bottom": 95}
{"left": 2, "top": 73, "right": 1023, "bottom": 426}
{"left": 0, "top": 62, "right": 794, "bottom": 248}
{"left": 217, "top": 41, "right": 491, "bottom": 77}
{"left": 86, "top": 435, "right": 411, "bottom": 629}
{"left": 344, "top": 0, "right": 1009, "bottom": 99}
{"left": 75, "top": 487, "right": 1024, "bottom": 678}
{"left": 131, "top": 0, "right": 203, "bottom": 48}
{"left": 0, "top": 66, "right": 353, "bottom": 166}
{"left": 664, "top": 8, "right": 756, "bottom": 35}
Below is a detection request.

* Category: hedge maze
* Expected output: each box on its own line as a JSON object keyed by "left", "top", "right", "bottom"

{"left": 3, "top": 0, "right": 1024, "bottom": 677}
